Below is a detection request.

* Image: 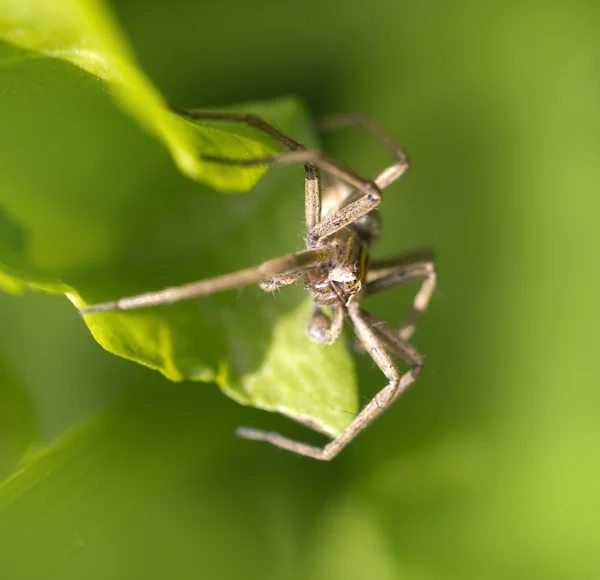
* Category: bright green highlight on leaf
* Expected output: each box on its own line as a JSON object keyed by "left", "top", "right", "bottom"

{"left": 0, "top": 0, "right": 358, "bottom": 437}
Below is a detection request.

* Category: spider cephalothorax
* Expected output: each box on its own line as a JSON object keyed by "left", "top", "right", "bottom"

{"left": 304, "top": 230, "right": 368, "bottom": 307}
{"left": 81, "top": 108, "right": 437, "bottom": 460}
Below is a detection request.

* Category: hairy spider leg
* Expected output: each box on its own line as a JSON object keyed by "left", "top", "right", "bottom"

{"left": 80, "top": 248, "right": 331, "bottom": 314}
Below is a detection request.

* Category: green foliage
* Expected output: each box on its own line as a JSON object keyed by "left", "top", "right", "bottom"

{"left": 0, "top": 0, "right": 278, "bottom": 190}
{"left": 0, "top": 355, "right": 36, "bottom": 479}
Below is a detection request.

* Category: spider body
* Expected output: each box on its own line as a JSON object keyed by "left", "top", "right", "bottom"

{"left": 81, "top": 109, "right": 437, "bottom": 460}
{"left": 304, "top": 229, "right": 368, "bottom": 308}
{"left": 302, "top": 177, "right": 378, "bottom": 312}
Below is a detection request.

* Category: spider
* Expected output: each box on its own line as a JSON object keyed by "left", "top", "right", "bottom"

{"left": 81, "top": 107, "right": 437, "bottom": 460}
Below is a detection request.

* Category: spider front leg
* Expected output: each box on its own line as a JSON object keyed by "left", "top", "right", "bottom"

{"left": 174, "top": 108, "right": 409, "bottom": 244}
{"left": 316, "top": 113, "right": 410, "bottom": 189}
{"left": 237, "top": 303, "right": 422, "bottom": 460}
{"left": 80, "top": 248, "right": 331, "bottom": 314}
{"left": 170, "top": 106, "right": 305, "bottom": 151}
{"left": 202, "top": 149, "right": 384, "bottom": 246}
{"left": 170, "top": 107, "right": 323, "bottom": 232}
{"left": 259, "top": 270, "right": 304, "bottom": 292}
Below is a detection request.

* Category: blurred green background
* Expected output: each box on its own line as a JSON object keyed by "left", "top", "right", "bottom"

{"left": 1, "top": 0, "right": 599, "bottom": 579}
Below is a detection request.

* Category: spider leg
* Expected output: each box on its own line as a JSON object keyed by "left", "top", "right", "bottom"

{"left": 236, "top": 303, "right": 422, "bottom": 460}
{"left": 80, "top": 247, "right": 331, "bottom": 314}
{"left": 357, "top": 310, "right": 424, "bottom": 405}
{"left": 305, "top": 306, "right": 344, "bottom": 345}
{"left": 365, "top": 251, "right": 437, "bottom": 341}
{"left": 82, "top": 111, "right": 330, "bottom": 314}
{"left": 172, "top": 109, "right": 410, "bottom": 240}
{"left": 201, "top": 149, "right": 383, "bottom": 247}
{"left": 259, "top": 270, "right": 304, "bottom": 292}
{"left": 170, "top": 106, "right": 305, "bottom": 150}
{"left": 170, "top": 107, "right": 322, "bottom": 231}
{"left": 316, "top": 114, "right": 410, "bottom": 189}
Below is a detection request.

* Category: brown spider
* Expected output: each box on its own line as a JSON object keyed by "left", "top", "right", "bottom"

{"left": 81, "top": 108, "right": 437, "bottom": 460}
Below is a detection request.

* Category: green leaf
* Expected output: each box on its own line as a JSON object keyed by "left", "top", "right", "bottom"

{"left": 0, "top": 0, "right": 279, "bottom": 191}
{"left": 0, "top": 0, "right": 358, "bottom": 436}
